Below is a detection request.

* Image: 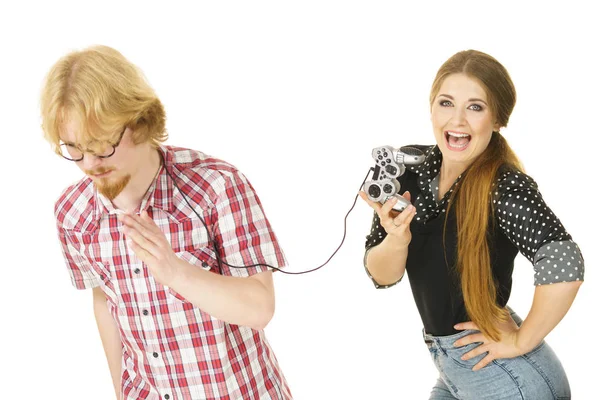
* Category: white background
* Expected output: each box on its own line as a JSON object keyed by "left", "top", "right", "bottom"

{"left": 1, "top": 1, "right": 598, "bottom": 399}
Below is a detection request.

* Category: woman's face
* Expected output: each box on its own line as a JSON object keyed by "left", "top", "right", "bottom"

{"left": 430, "top": 73, "right": 499, "bottom": 170}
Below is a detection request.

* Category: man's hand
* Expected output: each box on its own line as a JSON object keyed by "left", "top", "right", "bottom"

{"left": 119, "top": 210, "right": 180, "bottom": 286}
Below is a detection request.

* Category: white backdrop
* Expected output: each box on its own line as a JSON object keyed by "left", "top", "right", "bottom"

{"left": 1, "top": 1, "right": 598, "bottom": 399}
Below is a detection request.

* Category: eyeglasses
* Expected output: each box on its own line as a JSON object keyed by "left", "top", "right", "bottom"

{"left": 59, "top": 127, "right": 126, "bottom": 162}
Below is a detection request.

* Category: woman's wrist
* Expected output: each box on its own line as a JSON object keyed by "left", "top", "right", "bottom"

{"left": 515, "top": 325, "right": 542, "bottom": 354}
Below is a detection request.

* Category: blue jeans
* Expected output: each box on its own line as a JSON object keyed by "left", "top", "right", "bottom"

{"left": 425, "top": 308, "right": 571, "bottom": 399}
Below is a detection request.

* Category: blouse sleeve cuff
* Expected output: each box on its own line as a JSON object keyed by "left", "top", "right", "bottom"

{"left": 363, "top": 247, "right": 403, "bottom": 289}
{"left": 532, "top": 240, "right": 584, "bottom": 285}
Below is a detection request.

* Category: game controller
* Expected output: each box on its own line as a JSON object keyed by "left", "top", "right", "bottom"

{"left": 363, "top": 145, "right": 426, "bottom": 211}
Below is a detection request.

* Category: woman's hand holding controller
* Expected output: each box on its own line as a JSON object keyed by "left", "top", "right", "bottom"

{"left": 359, "top": 190, "right": 417, "bottom": 247}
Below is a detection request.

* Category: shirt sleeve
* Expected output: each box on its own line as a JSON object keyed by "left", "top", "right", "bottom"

{"left": 493, "top": 168, "right": 584, "bottom": 285}
{"left": 210, "top": 170, "right": 287, "bottom": 278}
{"left": 363, "top": 211, "right": 403, "bottom": 289}
{"left": 57, "top": 227, "right": 102, "bottom": 290}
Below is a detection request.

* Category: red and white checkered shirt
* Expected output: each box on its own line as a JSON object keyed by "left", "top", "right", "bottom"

{"left": 55, "top": 145, "right": 292, "bottom": 400}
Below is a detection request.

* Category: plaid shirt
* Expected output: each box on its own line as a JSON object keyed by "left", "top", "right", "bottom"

{"left": 55, "top": 145, "right": 292, "bottom": 400}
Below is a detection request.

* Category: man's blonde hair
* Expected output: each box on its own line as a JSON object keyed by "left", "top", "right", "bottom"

{"left": 41, "top": 45, "right": 167, "bottom": 154}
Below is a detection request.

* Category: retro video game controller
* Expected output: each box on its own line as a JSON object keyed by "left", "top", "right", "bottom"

{"left": 362, "top": 145, "right": 426, "bottom": 211}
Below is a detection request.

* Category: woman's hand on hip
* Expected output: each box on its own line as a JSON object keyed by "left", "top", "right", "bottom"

{"left": 453, "top": 317, "right": 538, "bottom": 371}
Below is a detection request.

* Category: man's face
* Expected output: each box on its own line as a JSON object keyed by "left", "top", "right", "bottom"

{"left": 60, "top": 119, "right": 137, "bottom": 200}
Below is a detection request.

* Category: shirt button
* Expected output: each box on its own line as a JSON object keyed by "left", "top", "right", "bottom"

{"left": 201, "top": 261, "right": 209, "bottom": 269}
{"left": 134, "top": 268, "right": 141, "bottom": 274}
{"left": 164, "top": 395, "right": 170, "bottom": 400}
{"left": 142, "top": 310, "right": 149, "bottom": 316}
{"left": 152, "top": 352, "right": 159, "bottom": 358}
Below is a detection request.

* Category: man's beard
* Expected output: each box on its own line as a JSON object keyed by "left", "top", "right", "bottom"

{"left": 97, "top": 174, "right": 131, "bottom": 200}
{"left": 86, "top": 167, "right": 131, "bottom": 200}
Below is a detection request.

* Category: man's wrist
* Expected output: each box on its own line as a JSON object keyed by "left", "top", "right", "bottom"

{"left": 166, "top": 256, "right": 194, "bottom": 289}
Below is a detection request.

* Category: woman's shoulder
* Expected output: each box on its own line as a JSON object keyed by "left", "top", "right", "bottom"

{"left": 494, "top": 164, "right": 539, "bottom": 197}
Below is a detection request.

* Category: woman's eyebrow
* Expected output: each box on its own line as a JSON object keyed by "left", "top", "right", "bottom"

{"left": 438, "top": 94, "right": 488, "bottom": 105}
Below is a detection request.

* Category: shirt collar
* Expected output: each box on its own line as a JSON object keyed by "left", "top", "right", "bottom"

{"left": 93, "top": 145, "right": 174, "bottom": 219}
{"left": 410, "top": 145, "right": 463, "bottom": 211}
{"left": 411, "top": 145, "right": 443, "bottom": 192}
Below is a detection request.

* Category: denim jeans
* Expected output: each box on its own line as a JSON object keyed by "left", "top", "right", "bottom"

{"left": 425, "top": 308, "right": 571, "bottom": 399}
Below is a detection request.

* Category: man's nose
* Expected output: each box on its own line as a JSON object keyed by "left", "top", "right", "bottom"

{"left": 80, "top": 152, "right": 103, "bottom": 171}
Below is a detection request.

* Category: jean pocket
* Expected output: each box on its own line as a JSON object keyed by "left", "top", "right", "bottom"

{"left": 446, "top": 342, "right": 488, "bottom": 370}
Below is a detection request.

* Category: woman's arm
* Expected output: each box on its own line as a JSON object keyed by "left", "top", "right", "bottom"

{"left": 517, "top": 280, "right": 583, "bottom": 350}
{"left": 454, "top": 168, "right": 585, "bottom": 370}
{"left": 360, "top": 192, "right": 416, "bottom": 287}
{"left": 365, "top": 235, "right": 410, "bottom": 286}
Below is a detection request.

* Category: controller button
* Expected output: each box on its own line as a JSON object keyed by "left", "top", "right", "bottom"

{"left": 368, "top": 185, "right": 381, "bottom": 199}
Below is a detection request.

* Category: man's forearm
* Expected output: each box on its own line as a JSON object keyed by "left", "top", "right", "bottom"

{"left": 93, "top": 287, "right": 123, "bottom": 400}
{"left": 168, "top": 259, "right": 275, "bottom": 330}
{"left": 518, "top": 281, "right": 583, "bottom": 350}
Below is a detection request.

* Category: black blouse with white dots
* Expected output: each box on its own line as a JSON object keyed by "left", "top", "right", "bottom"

{"left": 364, "top": 145, "right": 584, "bottom": 336}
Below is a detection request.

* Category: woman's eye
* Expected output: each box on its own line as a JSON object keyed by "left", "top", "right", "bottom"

{"left": 469, "top": 104, "right": 483, "bottom": 111}
{"left": 439, "top": 100, "right": 452, "bottom": 107}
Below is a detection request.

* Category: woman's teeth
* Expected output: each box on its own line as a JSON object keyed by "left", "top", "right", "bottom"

{"left": 446, "top": 131, "right": 471, "bottom": 148}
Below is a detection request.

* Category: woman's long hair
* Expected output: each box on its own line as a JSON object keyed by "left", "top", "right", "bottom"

{"left": 430, "top": 50, "right": 522, "bottom": 341}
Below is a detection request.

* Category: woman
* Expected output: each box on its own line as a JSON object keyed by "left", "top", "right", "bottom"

{"left": 359, "top": 50, "right": 584, "bottom": 399}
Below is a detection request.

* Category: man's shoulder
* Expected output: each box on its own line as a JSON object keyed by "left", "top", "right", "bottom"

{"left": 54, "top": 177, "right": 96, "bottom": 231}
{"left": 166, "top": 145, "right": 247, "bottom": 198}
{"left": 168, "top": 145, "right": 238, "bottom": 175}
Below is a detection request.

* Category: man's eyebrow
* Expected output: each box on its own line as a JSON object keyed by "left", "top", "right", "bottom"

{"left": 438, "top": 94, "right": 488, "bottom": 105}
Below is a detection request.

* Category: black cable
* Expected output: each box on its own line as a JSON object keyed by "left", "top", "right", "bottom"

{"left": 163, "top": 156, "right": 372, "bottom": 275}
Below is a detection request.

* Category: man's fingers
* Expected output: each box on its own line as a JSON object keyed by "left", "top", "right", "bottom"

{"left": 129, "top": 240, "right": 157, "bottom": 265}
{"left": 123, "top": 226, "right": 154, "bottom": 251}
{"left": 120, "top": 213, "right": 164, "bottom": 247}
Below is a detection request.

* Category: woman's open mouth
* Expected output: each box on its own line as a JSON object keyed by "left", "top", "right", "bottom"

{"left": 445, "top": 131, "right": 471, "bottom": 151}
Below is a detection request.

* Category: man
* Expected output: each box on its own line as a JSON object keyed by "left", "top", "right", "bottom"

{"left": 41, "top": 45, "right": 292, "bottom": 400}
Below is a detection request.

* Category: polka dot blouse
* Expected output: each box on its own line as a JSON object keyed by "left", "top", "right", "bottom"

{"left": 364, "top": 145, "right": 585, "bottom": 288}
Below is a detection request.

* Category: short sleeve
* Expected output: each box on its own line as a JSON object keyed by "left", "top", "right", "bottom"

{"left": 210, "top": 171, "right": 287, "bottom": 277}
{"left": 57, "top": 227, "right": 102, "bottom": 290}
{"left": 493, "top": 169, "right": 584, "bottom": 285}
